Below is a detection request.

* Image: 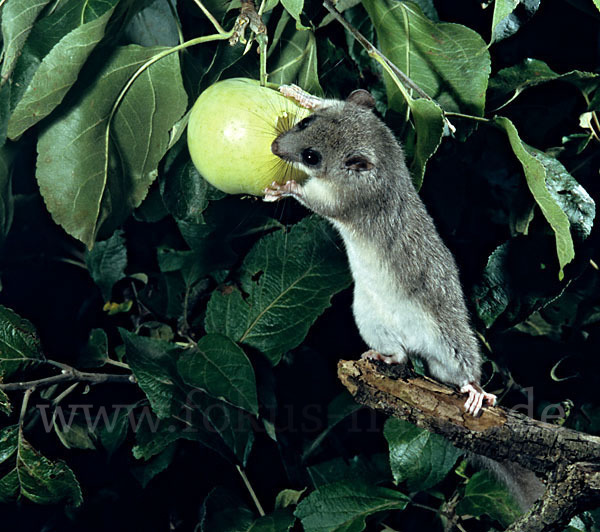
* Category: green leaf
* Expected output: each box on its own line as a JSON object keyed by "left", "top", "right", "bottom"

{"left": 85, "top": 230, "right": 128, "bottom": 301}
{"left": 120, "top": 330, "right": 181, "bottom": 419}
{"left": 0, "top": 304, "right": 45, "bottom": 378}
{"left": 0, "top": 425, "right": 82, "bottom": 506}
{"left": 362, "top": 0, "right": 490, "bottom": 116}
{"left": 0, "top": 389, "right": 11, "bottom": 415}
{"left": 456, "top": 471, "right": 521, "bottom": 527}
{"left": 295, "top": 480, "right": 409, "bottom": 532}
{"left": 7, "top": 2, "right": 117, "bottom": 138}
{"left": 124, "top": 0, "right": 180, "bottom": 47}
{"left": 131, "top": 443, "right": 177, "bottom": 488}
{"left": 276, "top": 488, "right": 306, "bottom": 509}
{"left": 303, "top": 392, "right": 362, "bottom": 460}
{"left": 269, "top": 25, "right": 322, "bottom": 95}
{"left": 494, "top": 117, "right": 574, "bottom": 279}
{"left": 0, "top": 145, "right": 14, "bottom": 245}
{"left": 0, "top": 0, "right": 52, "bottom": 84}
{"left": 161, "top": 155, "right": 210, "bottom": 223}
{"left": 527, "top": 147, "right": 595, "bottom": 240}
{"left": 407, "top": 98, "right": 444, "bottom": 190}
{"left": 473, "top": 237, "right": 566, "bottom": 329}
{"left": 54, "top": 417, "right": 96, "bottom": 450}
{"left": 384, "top": 418, "right": 462, "bottom": 491}
{"left": 281, "top": 0, "right": 304, "bottom": 24}
{"left": 200, "top": 487, "right": 255, "bottom": 532}
{"left": 489, "top": 58, "right": 599, "bottom": 105}
{"left": 36, "top": 45, "right": 187, "bottom": 248}
{"left": 0, "top": 425, "right": 18, "bottom": 465}
{"left": 248, "top": 509, "right": 296, "bottom": 531}
{"left": 79, "top": 328, "right": 109, "bottom": 368}
{"left": 98, "top": 404, "right": 134, "bottom": 457}
{"left": 177, "top": 334, "right": 259, "bottom": 416}
{"left": 490, "top": 0, "right": 519, "bottom": 43}
{"left": 205, "top": 217, "right": 351, "bottom": 365}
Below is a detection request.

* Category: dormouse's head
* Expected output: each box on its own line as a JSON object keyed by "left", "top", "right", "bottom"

{"left": 271, "top": 90, "right": 405, "bottom": 194}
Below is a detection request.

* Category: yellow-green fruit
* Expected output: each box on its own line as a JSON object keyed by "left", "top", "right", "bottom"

{"left": 187, "top": 78, "right": 310, "bottom": 196}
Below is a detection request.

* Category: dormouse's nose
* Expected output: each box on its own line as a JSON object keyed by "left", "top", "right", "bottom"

{"left": 271, "top": 138, "right": 282, "bottom": 156}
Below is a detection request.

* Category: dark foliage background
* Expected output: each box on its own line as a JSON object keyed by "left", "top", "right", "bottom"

{"left": 0, "top": 0, "right": 599, "bottom": 531}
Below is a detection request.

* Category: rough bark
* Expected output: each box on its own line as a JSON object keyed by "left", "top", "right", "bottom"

{"left": 337, "top": 358, "right": 600, "bottom": 531}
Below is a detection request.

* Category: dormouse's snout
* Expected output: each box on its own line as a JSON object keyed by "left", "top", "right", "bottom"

{"left": 271, "top": 137, "right": 282, "bottom": 157}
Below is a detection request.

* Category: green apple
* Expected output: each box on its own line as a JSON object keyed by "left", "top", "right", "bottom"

{"left": 187, "top": 78, "right": 310, "bottom": 196}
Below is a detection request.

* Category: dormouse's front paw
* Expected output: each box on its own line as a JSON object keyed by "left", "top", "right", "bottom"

{"left": 263, "top": 180, "right": 300, "bottom": 202}
{"left": 460, "top": 383, "right": 497, "bottom": 417}
{"left": 279, "top": 84, "right": 323, "bottom": 110}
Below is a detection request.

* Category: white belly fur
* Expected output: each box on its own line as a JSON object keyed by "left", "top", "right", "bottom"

{"left": 335, "top": 223, "right": 449, "bottom": 361}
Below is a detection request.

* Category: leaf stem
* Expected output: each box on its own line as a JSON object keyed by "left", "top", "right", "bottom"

{"left": 444, "top": 111, "right": 491, "bottom": 123}
{"left": 19, "top": 388, "right": 35, "bottom": 428}
{"left": 192, "top": 0, "right": 229, "bottom": 35}
{"left": 236, "top": 465, "right": 265, "bottom": 517}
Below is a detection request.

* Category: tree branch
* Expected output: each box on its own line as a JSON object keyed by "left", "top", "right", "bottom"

{"left": 337, "top": 358, "right": 600, "bottom": 531}
{"left": 0, "top": 364, "right": 135, "bottom": 392}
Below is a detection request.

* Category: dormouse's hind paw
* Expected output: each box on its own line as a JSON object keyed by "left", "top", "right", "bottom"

{"left": 279, "top": 84, "right": 323, "bottom": 110}
{"left": 460, "top": 383, "right": 497, "bottom": 417}
{"left": 263, "top": 180, "right": 300, "bottom": 202}
{"left": 361, "top": 350, "right": 407, "bottom": 365}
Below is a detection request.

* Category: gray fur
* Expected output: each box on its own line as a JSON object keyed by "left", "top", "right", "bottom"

{"left": 272, "top": 97, "right": 482, "bottom": 389}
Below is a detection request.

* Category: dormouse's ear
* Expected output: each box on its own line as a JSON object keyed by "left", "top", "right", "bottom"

{"left": 344, "top": 153, "right": 375, "bottom": 172}
{"left": 346, "top": 89, "right": 376, "bottom": 110}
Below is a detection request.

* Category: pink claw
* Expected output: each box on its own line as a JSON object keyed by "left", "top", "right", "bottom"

{"left": 460, "top": 383, "right": 497, "bottom": 416}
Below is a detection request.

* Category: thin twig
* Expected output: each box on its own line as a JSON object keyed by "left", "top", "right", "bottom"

{"left": 322, "top": 0, "right": 431, "bottom": 101}
{"left": 0, "top": 366, "right": 134, "bottom": 392}
{"left": 236, "top": 465, "right": 266, "bottom": 516}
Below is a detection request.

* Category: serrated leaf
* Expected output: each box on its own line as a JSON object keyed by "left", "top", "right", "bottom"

{"left": 362, "top": 0, "right": 490, "bottom": 116}
{"left": 36, "top": 45, "right": 187, "bottom": 248}
{"left": 495, "top": 117, "right": 574, "bottom": 279}
{"left": 0, "top": 0, "right": 52, "bottom": 84}
{"left": 120, "top": 330, "right": 181, "bottom": 419}
{"left": 295, "top": 480, "right": 409, "bottom": 532}
{"left": 0, "top": 425, "right": 82, "bottom": 506}
{"left": 16, "top": 436, "right": 83, "bottom": 506}
{"left": 7, "top": 2, "right": 117, "bottom": 138}
{"left": 205, "top": 217, "right": 351, "bottom": 365}
{"left": 489, "top": 58, "right": 599, "bottom": 105}
{"left": 0, "top": 425, "right": 18, "bottom": 464}
{"left": 456, "top": 471, "right": 520, "bottom": 527}
{"left": 384, "top": 418, "right": 462, "bottom": 491}
{"left": 177, "top": 334, "right": 258, "bottom": 416}
{"left": 527, "top": 147, "right": 595, "bottom": 240}
{"left": 85, "top": 230, "right": 128, "bottom": 301}
{"left": 0, "top": 304, "right": 45, "bottom": 378}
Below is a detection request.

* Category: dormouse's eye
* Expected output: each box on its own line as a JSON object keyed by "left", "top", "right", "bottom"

{"left": 296, "top": 115, "right": 315, "bottom": 130}
{"left": 301, "top": 148, "right": 322, "bottom": 166}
